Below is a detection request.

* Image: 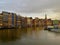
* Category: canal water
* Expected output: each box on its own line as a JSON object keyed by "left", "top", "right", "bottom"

{"left": 0, "top": 27, "right": 60, "bottom": 45}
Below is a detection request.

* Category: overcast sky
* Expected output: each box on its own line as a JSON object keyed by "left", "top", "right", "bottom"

{"left": 0, "top": 0, "right": 60, "bottom": 19}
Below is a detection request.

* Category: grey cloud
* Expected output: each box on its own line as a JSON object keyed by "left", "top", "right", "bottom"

{"left": 53, "top": 8, "right": 60, "bottom": 13}
{"left": 0, "top": 0, "right": 60, "bottom": 13}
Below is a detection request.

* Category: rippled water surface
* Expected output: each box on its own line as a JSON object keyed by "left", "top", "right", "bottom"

{"left": 0, "top": 27, "right": 60, "bottom": 45}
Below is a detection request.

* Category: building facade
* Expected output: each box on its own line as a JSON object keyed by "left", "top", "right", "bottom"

{"left": 16, "top": 15, "right": 21, "bottom": 28}
{"left": 21, "top": 17, "right": 27, "bottom": 28}
{"left": 8, "top": 13, "right": 17, "bottom": 28}
{"left": 32, "top": 17, "right": 39, "bottom": 27}
{"left": 2, "top": 11, "right": 17, "bottom": 28}
{"left": 0, "top": 14, "right": 3, "bottom": 28}
{"left": 26, "top": 17, "right": 33, "bottom": 27}
{"left": 2, "top": 11, "right": 9, "bottom": 28}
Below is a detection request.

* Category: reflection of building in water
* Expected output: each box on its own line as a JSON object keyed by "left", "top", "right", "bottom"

{"left": 0, "top": 29, "right": 21, "bottom": 42}
{"left": 27, "top": 27, "right": 33, "bottom": 37}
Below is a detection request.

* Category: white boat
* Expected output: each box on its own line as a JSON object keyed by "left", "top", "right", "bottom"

{"left": 51, "top": 29, "right": 60, "bottom": 32}
{"left": 47, "top": 26, "right": 54, "bottom": 28}
{"left": 47, "top": 26, "right": 54, "bottom": 31}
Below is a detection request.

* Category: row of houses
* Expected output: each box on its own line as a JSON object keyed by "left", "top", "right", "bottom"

{"left": 0, "top": 11, "right": 21, "bottom": 28}
{"left": 0, "top": 11, "right": 60, "bottom": 28}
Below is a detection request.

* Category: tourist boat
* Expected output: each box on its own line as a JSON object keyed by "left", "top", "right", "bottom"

{"left": 51, "top": 29, "right": 60, "bottom": 32}
{"left": 47, "top": 25, "right": 60, "bottom": 32}
{"left": 44, "top": 26, "right": 54, "bottom": 31}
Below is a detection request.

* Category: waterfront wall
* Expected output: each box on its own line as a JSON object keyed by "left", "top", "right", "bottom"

{"left": 0, "top": 11, "right": 60, "bottom": 28}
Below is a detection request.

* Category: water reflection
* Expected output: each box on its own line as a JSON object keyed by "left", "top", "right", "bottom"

{"left": 0, "top": 27, "right": 43, "bottom": 42}
{"left": 0, "top": 27, "right": 60, "bottom": 45}
{"left": 0, "top": 29, "right": 21, "bottom": 42}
